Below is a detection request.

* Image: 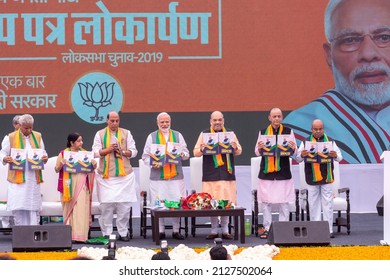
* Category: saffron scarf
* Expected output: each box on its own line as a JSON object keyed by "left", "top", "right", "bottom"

{"left": 62, "top": 149, "right": 73, "bottom": 202}
{"left": 14, "top": 129, "right": 43, "bottom": 183}
{"left": 263, "top": 124, "right": 282, "bottom": 173}
{"left": 156, "top": 130, "right": 178, "bottom": 180}
{"left": 310, "top": 134, "right": 334, "bottom": 183}
{"left": 61, "top": 148, "right": 88, "bottom": 202}
{"left": 210, "top": 126, "right": 233, "bottom": 174}
{"left": 102, "top": 127, "right": 126, "bottom": 178}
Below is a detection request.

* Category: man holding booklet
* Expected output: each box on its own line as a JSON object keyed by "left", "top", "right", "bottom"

{"left": 193, "top": 111, "right": 242, "bottom": 240}
{"left": 142, "top": 112, "right": 189, "bottom": 240}
{"left": 296, "top": 119, "right": 342, "bottom": 238}
{"left": 255, "top": 108, "right": 296, "bottom": 239}
{"left": 92, "top": 111, "right": 138, "bottom": 242}
{"left": 0, "top": 114, "right": 48, "bottom": 226}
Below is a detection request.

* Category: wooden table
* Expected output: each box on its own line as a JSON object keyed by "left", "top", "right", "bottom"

{"left": 150, "top": 207, "right": 246, "bottom": 245}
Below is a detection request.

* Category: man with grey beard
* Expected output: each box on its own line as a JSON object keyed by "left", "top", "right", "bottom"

{"left": 284, "top": 0, "right": 390, "bottom": 163}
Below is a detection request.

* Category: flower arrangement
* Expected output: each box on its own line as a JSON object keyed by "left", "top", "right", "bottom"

{"left": 77, "top": 244, "right": 280, "bottom": 260}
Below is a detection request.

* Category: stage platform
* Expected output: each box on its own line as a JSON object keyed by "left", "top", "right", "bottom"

{"left": 0, "top": 213, "right": 384, "bottom": 252}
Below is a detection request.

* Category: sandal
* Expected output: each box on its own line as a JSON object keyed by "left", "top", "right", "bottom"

{"left": 260, "top": 230, "right": 269, "bottom": 239}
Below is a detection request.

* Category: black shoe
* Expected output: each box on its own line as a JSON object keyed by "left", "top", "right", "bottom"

{"left": 159, "top": 232, "right": 166, "bottom": 239}
{"left": 119, "top": 233, "right": 130, "bottom": 242}
{"left": 330, "top": 233, "right": 335, "bottom": 239}
{"left": 206, "top": 233, "right": 219, "bottom": 240}
{"left": 222, "top": 233, "right": 233, "bottom": 240}
{"left": 172, "top": 232, "right": 185, "bottom": 240}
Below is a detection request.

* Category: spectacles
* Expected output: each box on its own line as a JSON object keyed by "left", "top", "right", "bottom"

{"left": 329, "top": 31, "right": 390, "bottom": 52}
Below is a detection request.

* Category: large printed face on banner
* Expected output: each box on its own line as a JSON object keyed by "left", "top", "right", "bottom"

{"left": 283, "top": 0, "right": 390, "bottom": 164}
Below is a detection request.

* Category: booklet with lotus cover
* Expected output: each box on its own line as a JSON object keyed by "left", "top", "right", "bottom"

{"left": 218, "top": 131, "right": 234, "bottom": 154}
{"left": 27, "top": 148, "right": 44, "bottom": 170}
{"left": 202, "top": 132, "right": 219, "bottom": 155}
{"left": 257, "top": 132, "right": 276, "bottom": 156}
{"left": 165, "top": 142, "right": 182, "bottom": 165}
{"left": 77, "top": 151, "right": 94, "bottom": 173}
{"left": 304, "top": 141, "right": 334, "bottom": 163}
{"left": 277, "top": 134, "right": 296, "bottom": 157}
{"left": 10, "top": 148, "right": 26, "bottom": 171}
{"left": 150, "top": 143, "right": 166, "bottom": 167}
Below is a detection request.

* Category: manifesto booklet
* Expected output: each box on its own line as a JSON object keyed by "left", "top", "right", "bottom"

{"left": 63, "top": 150, "right": 79, "bottom": 173}
{"left": 27, "top": 149, "right": 44, "bottom": 170}
{"left": 277, "top": 134, "right": 296, "bottom": 157}
{"left": 257, "top": 132, "right": 276, "bottom": 156}
{"left": 202, "top": 132, "right": 219, "bottom": 155}
{"left": 218, "top": 131, "right": 235, "bottom": 154}
{"left": 10, "top": 148, "right": 26, "bottom": 171}
{"left": 150, "top": 143, "right": 166, "bottom": 167}
{"left": 77, "top": 151, "right": 94, "bottom": 173}
{"left": 165, "top": 142, "right": 182, "bottom": 165}
{"left": 304, "top": 141, "right": 334, "bottom": 163}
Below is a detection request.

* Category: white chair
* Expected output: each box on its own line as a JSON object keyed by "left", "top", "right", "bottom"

{"left": 40, "top": 156, "right": 63, "bottom": 220}
{"left": 139, "top": 158, "right": 151, "bottom": 238}
{"left": 251, "top": 156, "right": 299, "bottom": 236}
{"left": 298, "top": 161, "right": 351, "bottom": 234}
{"left": 0, "top": 162, "right": 13, "bottom": 232}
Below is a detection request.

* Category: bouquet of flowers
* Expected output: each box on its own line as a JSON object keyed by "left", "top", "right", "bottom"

{"left": 185, "top": 192, "right": 212, "bottom": 209}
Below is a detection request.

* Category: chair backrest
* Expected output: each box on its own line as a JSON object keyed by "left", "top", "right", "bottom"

{"left": 138, "top": 159, "right": 151, "bottom": 192}
{"left": 251, "top": 156, "right": 293, "bottom": 190}
{"left": 41, "top": 156, "right": 61, "bottom": 202}
{"left": 189, "top": 157, "right": 203, "bottom": 193}
{"left": 0, "top": 163, "right": 8, "bottom": 201}
{"left": 250, "top": 156, "right": 262, "bottom": 191}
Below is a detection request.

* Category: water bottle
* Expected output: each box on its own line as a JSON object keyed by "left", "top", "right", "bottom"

{"left": 155, "top": 195, "right": 160, "bottom": 207}
{"left": 245, "top": 218, "right": 251, "bottom": 236}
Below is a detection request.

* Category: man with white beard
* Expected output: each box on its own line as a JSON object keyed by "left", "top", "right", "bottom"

{"left": 284, "top": 0, "right": 390, "bottom": 163}
{"left": 142, "top": 112, "right": 189, "bottom": 240}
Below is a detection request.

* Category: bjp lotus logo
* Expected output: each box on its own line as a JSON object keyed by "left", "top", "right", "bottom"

{"left": 71, "top": 72, "right": 123, "bottom": 124}
{"left": 78, "top": 82, "right": 114, "bottom": 121}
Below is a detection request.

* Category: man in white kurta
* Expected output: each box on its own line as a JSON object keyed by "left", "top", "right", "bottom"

{"left": 141, "top": 112, "right": 189, "bottom": 240}
{"left": 92, "top": 111, "right": 138, "bottom": 242}
{"left": 0, "top": 114, "right": 48, "bottom": 225}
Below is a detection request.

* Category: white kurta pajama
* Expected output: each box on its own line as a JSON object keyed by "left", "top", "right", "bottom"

{"left": 0, "top": 135, "right": 45, "bottom": 225}
{"left": 142, "top": 130, "right": 189, "bottom": 233}
{"left": 92, "top": 128, "right": 138, "bottom": 238}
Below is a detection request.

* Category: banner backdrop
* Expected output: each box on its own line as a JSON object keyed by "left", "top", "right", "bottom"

{"left": 1, "top": 0, "right": 388, "bottom": 164}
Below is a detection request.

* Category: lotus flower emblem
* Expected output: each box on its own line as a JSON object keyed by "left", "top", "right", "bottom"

{"left": 78, "top": 82, "right": 115, "bottom": 121}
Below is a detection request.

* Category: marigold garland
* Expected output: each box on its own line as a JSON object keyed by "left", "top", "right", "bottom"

{"left": 3, "top": 245, "right": 390, "bottom": 260}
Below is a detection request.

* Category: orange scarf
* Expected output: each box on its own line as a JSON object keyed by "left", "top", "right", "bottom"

{"left": 157, "top": 130, "right": 178, "bottom": 180}
{"left": 263, "top": 124, "right": 282, "bottom": 173}
{"left": 102, "top": 127, "right": 126, "bottom": 178}
{"left": 310, "top": 134, "right": 334, "bottom": 183}
{"left": 210, "top": 126, "right": 232, "bottom": 174}
{"left": 14, "top": 129, "right": 43, "bottom": 184}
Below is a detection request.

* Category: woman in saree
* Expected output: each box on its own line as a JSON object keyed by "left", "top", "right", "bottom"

{"left": 55, "top": 133, "right": 96, "bottom": 243}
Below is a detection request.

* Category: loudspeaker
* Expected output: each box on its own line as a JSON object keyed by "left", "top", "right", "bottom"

{"left": 268, "top": 221, "right": 330, "bottom": 246}
{"left": 12, "top": 225, "right": 72, "bottom": 252}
